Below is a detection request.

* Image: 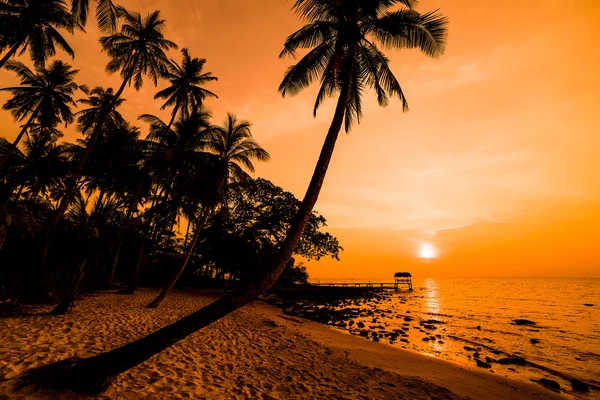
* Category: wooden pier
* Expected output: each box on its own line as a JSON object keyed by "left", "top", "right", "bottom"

{"left": 312, "top": 272, "right": 413, "bottom": 291}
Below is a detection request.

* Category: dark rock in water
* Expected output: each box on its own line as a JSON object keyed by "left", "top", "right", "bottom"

{"left": 570, "top": 378, "right": 589, "bottom": 393}
{"left": 476, "top": 360, "right": 491, "bottom": 369}
{"left": 438, "top": 340, "right": 444, "bottom": 344}
{"left": 423, "top": 324, "right": 437, "bottom": 330}
{"left": 476, "top": 325, "right": 481, "bottom": 330}
{"left": 531, "top": 378, "right": 560, "bottom": 391}
{"left": 464, "top": 346, "right": 477, "bottom": 351}
{"left": 530, "top": 338, "right": 540, "bottom": 344}
{"left": 404, "top": 316, "right": 414, "bottom": 322}
{"left": 371, "top": 318, "right": 378, "bottom": 323}
{"left": 400, "top": 338, "right": 409, "bottom": 343}
{"left": 584, "top": 304, "right": 594, "bottom": 307}
{"left": 359, "top": 330, "right": 369, "bottom": 337}
{"left": 373, "top": 336, "right": 379, "bottom": 342}
{"left": 422, "top": 337, "right": 430, "bottom": 341}
{"left": 348, "top": 320, "right": 355, "bottom": 326}
{"left": 498, "top": 357, "right": 527, "bottom": 366}
{"left": 512, "top": 319, "right": 536, "bottom": 326}
{"left": 357, "top": 322, "right": 365, "bottom": 328}
{"left": 473, "top": 352, "right": 480, "bottom": 358}
{"left": 422, "top": 319, "right": 445, "bottom": 324}
{"left": 485, "top": 356, "right": 496, "bottom": 364}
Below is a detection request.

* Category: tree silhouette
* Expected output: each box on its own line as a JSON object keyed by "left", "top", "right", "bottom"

{"left": 0, "top": 0, "right": 76, "bottom": 69}
{"left": 0, "top": 60, "right": 85, "bottom": 170}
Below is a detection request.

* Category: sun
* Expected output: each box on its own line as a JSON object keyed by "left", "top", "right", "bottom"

{"left": 419, "top": 243, "right": 438, "bottom": 259}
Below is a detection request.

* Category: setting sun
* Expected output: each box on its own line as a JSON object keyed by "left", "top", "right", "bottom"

{"left": 419, "top": 243, "right": 438, "bottom": 259}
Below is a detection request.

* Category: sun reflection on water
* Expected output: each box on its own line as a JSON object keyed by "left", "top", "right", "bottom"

{"left": 423, "top": 278, "right": 441, "bottom": 316}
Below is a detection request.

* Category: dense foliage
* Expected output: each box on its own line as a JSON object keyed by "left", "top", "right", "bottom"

{"left": 0, "top": 3, "right": 342, "bottom": 312}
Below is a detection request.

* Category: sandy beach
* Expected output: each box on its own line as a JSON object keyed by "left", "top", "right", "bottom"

{"left": 0, "top": 289, "right": 565, "bottom": 399}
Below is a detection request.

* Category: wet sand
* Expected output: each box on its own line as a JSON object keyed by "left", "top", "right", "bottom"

{"left": 0, "top": 289, "right": 564, "bottom": 399}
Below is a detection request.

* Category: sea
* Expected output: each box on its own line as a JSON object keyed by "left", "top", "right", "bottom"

{"left": 309, "top": 277, "right": 600, "bottom": 397}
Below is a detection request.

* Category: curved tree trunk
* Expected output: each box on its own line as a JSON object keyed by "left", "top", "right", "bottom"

{"left": 22, "top": 68, "right": 352, "bottom": 395}
{"left": 0, "top": 38, "right": 23, "bottom": 70}
{"left": 42, "top": 77, "right": 130, "bottom": 259}
{"left": 147, "top": 208, "right": 211, "bottom": 308}
{"left": 51, "top": 77, "right": 130, "bottom": 226}
{"left": 0, "top": 105, "right": 40, "bottom": 170}
{"left": 108, "top": 182, "right": 143, "bottom": 285}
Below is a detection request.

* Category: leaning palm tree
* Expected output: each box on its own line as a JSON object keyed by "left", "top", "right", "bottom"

{"left": 51, "top": 9, "right": 177, "bottom": 225}
{"left": 23, "top": 0, "right": 448, "bottom": 393}
{"left": 0, "top": 0, "right": 76, "bottom": 69}
{"left": 155, "top": 48, "right": 218, "bottom": 131}
{"left": 0, "top": 60, "right": 84, "bottom": 170}
{"left": 146, "top": 113, "right": 270, "bottom": 308}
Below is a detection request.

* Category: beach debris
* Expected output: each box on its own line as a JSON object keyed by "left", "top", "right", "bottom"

{"left": 512, "top": 319, "right": 536, "bottom": 326}
{"left": 531, "top": 378, "right": 560, "bottom": 391}
{"left": 262, "top": 319, "right": 278, "bottom": 328}
{"left": 498, "top": 357, "right": 527, "bottom": 366}
{"left": 530, "top": 338, "right": 540, "bottom": 344}
{"left": 476, "top": 360, "right": 492, "bottom": 369}
{"left": 569, "top": 378, "right": 589, "bottom": 393}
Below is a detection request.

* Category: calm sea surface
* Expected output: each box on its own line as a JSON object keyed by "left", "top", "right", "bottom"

{"left": 310, "top": 278, "right": 600, "bottom": 396}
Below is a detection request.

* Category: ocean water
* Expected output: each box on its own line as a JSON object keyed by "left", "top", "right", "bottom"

{"left": 310, "top": 278, "right": 600, "bottom": 396}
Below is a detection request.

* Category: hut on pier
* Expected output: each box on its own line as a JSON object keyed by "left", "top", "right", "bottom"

{"left": 394, "top": 272, "right": 413, "bottom": 291}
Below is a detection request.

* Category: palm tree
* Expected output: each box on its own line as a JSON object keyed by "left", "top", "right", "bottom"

{"left": 155, "top": 48, "right": 218, "bottom": 132}
{"left": 51, "top": 9, "right": 177, "bottom": 226}
{"left": 0, "top": 0, "right": 76, "bottom": 69}
{"left": 19, "top": 129, "right": 70, "bottom": 201}
{"left": 23, "top": 0, "right": 447, "bottom": 393}
{"left": 130, "top": 111, "right": 212, "bottom": 295}
{"left": 69, "top": 0, "right": 122, "bottom": 33}
{"left": 146, "top": 113, "right": 270, "bottom": 308}
{"left": 0, "top": 60, "right": 84, "bottom": 170}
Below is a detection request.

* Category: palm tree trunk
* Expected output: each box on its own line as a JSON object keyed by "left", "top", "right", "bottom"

{"left": 51, "top": 75, "right": 130, "bottom": 226}
{"left": 147, "top": 208, "right": 211, "bottom": 308}
{"left": 23, "top": 65, "right": 353, "bottom": 395}
{"left": 108, "top": 235, "right": 124, "bottom": 285}
{"left": 0, "top": 105, "right": 40, "bottom": 170}
{"left": 0, "top": 38, "right": 23, "bottom": 70}
{"left": 108, "top": 182, "right": 143, "bottom": 285}
{"left": 43, "top": 75, "right": 132, "bottom": 260}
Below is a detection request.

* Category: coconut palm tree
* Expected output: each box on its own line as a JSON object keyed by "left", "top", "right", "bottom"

{"left": 22, "top": 0, "right": 447, "bottom": 393}
{"left": 69, "top": 0, "right": 122, "bottom": 33}
{"left": 19, "top": 129, "right": 70, "bottom": 201}
{"left": 51, "top": 9, "right": 177, "bottom": 225}
{"left": 155, "top": 48, "right": 218, "bottom": 132}
{"left": 0, "top": 60, "right": 84, "bottom": 170}
{"left": 129, "top": 111, "right": 212, "bottom": 295}
{"left": 0, "top": 0, "right": 76, "bottom": 69}
{"left": 146, "top": 113, "right": 270, "bottom": 308}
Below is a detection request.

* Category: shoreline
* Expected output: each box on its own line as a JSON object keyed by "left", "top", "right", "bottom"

{"left": 0, "top": 289, "right": 566, "bottom": 399}
{"left": 266, "top": 285, "right": 596, "bottom": 397}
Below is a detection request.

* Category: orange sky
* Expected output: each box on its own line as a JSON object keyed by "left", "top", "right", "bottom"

{"left": 1, "top": 0, "right": 599, "bottom": 278}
